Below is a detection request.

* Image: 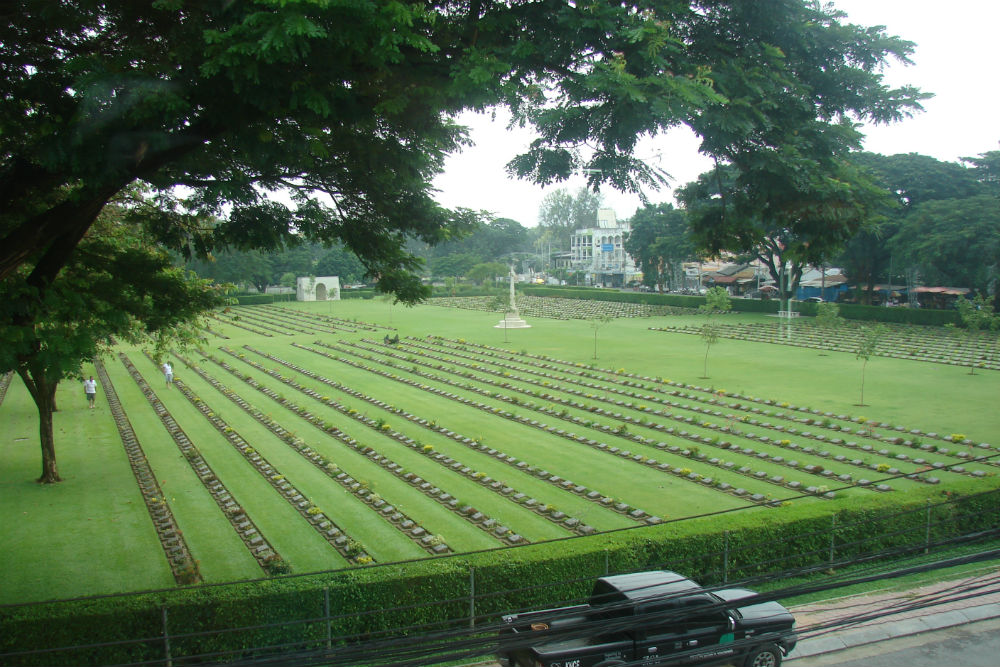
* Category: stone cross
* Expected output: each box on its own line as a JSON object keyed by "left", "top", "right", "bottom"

{"left": 508, "top": 264, "right": 518, "bottom": 315}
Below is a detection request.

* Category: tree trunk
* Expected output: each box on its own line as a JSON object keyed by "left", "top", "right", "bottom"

{"left": 858, "top": 359, "right": 868, "bottom": 407}
{"left": 37, "top": 395, "right": 61, "bottom": 483}
{"left": 16, "top": 367, "right": 62, "bottom": 483}
{"left": 863, "top": 271, "right": 876, "bottom": 306}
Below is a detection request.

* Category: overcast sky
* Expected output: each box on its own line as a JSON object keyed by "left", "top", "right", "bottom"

{"left": 431, "top": 0, "right": 1000, "bottom": 227}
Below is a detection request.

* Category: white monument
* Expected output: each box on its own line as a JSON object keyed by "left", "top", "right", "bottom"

{"left": 495, "top": 265, "right": 530, "bottom": 329}
{"left": 296, "top": 276, "right": 340, "bottom": 301}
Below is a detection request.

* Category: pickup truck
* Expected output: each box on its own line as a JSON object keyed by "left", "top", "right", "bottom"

{"left": 497, "top": 570, "right": 796, "bottom": 667}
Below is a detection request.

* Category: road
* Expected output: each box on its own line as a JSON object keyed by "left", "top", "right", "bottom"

{"left": 792, "top": 616, "right": 1000, "bottom": 666}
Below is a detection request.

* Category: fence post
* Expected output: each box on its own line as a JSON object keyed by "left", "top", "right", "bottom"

{"left": 723, "top": 530, "right": 729, "bottom": 583}
{"left": 162, "top": 606, "right": 172, "bottom": 667}
{"left": 469, "top": 567, "right": 476, "bottom": 629}
{"left": 324, "top": 587, "right": 332, "bottom": 650}
{"left": 829, "top": 514, "right": 837, "bottom": 566}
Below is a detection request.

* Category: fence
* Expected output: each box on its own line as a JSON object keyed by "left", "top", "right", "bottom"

{"left": 2, "top": 489, "right": 999, "bottom": 666}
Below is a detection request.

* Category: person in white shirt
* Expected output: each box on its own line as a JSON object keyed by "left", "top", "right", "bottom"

{"left": 162, "top": 361, "right": 173, "bottom": 387}
{"left": 83, "top": 376, "right": 97, "bottom": 409}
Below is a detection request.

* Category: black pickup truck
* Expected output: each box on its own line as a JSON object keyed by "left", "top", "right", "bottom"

{"left": 497, "top": 570, "right": 796, "bottom": 667}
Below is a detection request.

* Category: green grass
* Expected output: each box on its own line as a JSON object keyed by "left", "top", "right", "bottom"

{"left": 2, "top": 298, "right": 998, "bottom": 604}
{"left": 0, "top": 372, "right": 175, "bottom": 600}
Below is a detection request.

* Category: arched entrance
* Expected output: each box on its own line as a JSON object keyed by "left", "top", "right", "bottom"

{"left": 315, "top": 283, "right": 328, "bottom": 301}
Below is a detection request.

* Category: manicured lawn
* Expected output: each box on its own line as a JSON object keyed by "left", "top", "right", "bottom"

{"left": 0, "top": 372, "right": 174, "bottom": 601}
{"left": 2, "top": 297, "right": 997, "bottom": 604}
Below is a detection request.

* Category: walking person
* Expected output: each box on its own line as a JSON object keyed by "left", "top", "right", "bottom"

{"left": 162, "top": 361, "right": 173, "bottom": 387}
{"left": 83, "top": 375, "right": 97, "bottom": 409}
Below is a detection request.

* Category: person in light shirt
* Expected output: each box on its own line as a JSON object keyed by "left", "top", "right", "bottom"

{"left": 83, "top": 376, "right": 97, "bottom": 409}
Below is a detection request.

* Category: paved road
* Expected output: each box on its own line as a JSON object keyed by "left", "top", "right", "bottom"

{"left": 792, "top": 616, "right": 1000, "bottom": 666}
{"left": 786, "top": 570, "right": 1000, "bottom": 662}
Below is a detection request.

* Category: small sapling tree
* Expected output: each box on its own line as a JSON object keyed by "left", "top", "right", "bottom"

{"left": 814, "top": 301, "right": 842, "bottom": 355}
{"left": 698, "top": 286, "right": 732, "bottom": 378}
{"left": 590, "top": 315, "right": 613, "bottom": 360}
{"left": 955, "top": 295, "right": 997, "bottom": 374}
{"left": 854, "top": 324, "right": 886, "bottom": 406}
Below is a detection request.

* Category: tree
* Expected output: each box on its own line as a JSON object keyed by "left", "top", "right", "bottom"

{"left": 854, "top": 325, "right": 886, "bottom": 407}
{"left": 890, "top": 195, "right": 1000, "bottom": 296}
{"left": 954, "top": 295, "right": 997, "bottom": 375}
{"left": 417, "top": 217, "right": 531, "bottom": 269}
{"left": 680, "top": 157, "right": 894, "bottom": 314}
{"left": 813, "top": 301, "right": 842, "bottom": 355}
{"left": 838, "top": 152, "right": 986, "bottom": 303}
{"left": 184, "top": 248, "right": 272, "bottom": 292}
{"left": 0, "top": 210, "right": 221, "bottom": 483}
{"left": 589, "top": 315, "right": 613, "bottom": 360}
{"left": 470, "top": 218, "right": 531, "bottom": 262}
{"left": 963, "top": 150, "right": 1000, "bottom": 194}
{"left": 537, "top": 188, "right": 605, "bottom": 251}
{"left": 315, "top": 244, "right": 366, "bottom": 284}
{"left": 624, "top": 203, "right": 694, "bottom": 292}
{"left": 268, "top": 243, "right": 325, "bottom": 284}
{"left": 467, "top": 262, "right": 507, "bottom": 286}
{"left": 668, "top": 0, "right": 925, "bottom": 314}
{"left": 3, "top": 0, "right": 924, "bottom": 312}
{"left": 491, "top": 294, "right": 512, "bottom": 342}
{"left": 429, "top": 253, "right": 479, "bottom": 280}
{"left": 698, "top": 286, "right": 731, "bottom": 378}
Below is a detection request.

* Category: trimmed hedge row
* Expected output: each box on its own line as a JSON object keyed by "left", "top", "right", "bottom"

{"left": 242, "top": 286, "right": 506, "bottom": 304}
{"left": 834, "top": 303, "right": 959, "bottom": 326}
{"left": 234, "top": 294, "right": 281, "bottom": 305}
{"left": 3, "top": 488, "right": 998, "bottom": 666}
{"left": 237, "top": 287, "right": 959, "bottom": 327}
{"left": 523, "top": 287, "right": 961, "bottom": 326}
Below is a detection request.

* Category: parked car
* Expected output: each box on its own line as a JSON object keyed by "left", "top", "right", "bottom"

{"left": 497, "top": 570, "right": 797, "bottom": 667}
{"left": 803, "top": 296, "right": 824, "bottom": 303}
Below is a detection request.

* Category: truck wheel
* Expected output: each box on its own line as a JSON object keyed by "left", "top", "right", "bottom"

{"left": 743, "top": 644, "right": 782, "bottom": 667}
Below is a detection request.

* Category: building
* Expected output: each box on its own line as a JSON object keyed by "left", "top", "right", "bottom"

{"left": 569, "top": 208, "right": 641, "bottom": 287}
{"left": 296, "top": 275, "right": 340, "bottom": 301}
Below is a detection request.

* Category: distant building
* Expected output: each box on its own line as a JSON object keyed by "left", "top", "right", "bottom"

{"left": 569, "top": 208, "right": 640, "bottom": 287}
{"left": 296, "top": 276, "right": 340, "bottom": 301}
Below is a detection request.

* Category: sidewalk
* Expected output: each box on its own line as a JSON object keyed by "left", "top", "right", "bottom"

{"left": 786, "top": 571, "right": 1000, "bottom": 661}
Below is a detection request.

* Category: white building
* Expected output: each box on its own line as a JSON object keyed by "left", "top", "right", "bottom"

{"left": 296, "top": 276, "right": 340, "bottom": 301}
{"left": 569, "top": 208, "right": 640, "bottom": 287}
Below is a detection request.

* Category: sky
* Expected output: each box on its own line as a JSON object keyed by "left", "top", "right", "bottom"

{"left": 431, "top": 0, "right": 1000, "bottom": 227}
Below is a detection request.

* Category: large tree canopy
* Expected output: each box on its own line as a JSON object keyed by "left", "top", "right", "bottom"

{"left": 2, "top": 0, "right": 924, "bottom": 307}
{"left": 678, "top": 160, "right": 892, "bottom": 309}
{"left": 838, "top": 152, "right": 989, "bottom": 303}
{"left": 891, "top": 194, "right": 1000, "bottom": 296}
{"left": 624, "top": 203, "right": 694, "bottom": 292}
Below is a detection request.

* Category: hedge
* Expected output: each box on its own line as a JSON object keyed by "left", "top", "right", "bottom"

{"left": 4, "top": 487, "right": 998, "bottom": 666}
{"left": 234, "top": 294, "right": 279, "bottom": 305}
{"left": 521, "top": 287, "right": 961, "bottom": 326}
